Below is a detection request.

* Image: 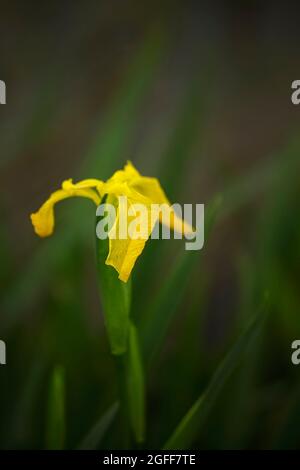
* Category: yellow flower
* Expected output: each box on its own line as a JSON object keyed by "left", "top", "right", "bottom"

{"left": 30, "top": 162, "right": 193, "bottom": 282}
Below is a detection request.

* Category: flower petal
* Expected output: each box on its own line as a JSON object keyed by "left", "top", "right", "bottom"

{"left": 131, "top": 176, "right": 194, "bottom": 236}
{"left": 30, "top": 180, "right": 101, "bottom": 237}
{"left": 105, "top": 197, "right": 157, "bottom": 282}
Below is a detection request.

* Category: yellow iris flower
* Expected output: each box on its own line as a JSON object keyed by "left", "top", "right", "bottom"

{"left": 30, "top": 162, "right": 193, "bottom": 282}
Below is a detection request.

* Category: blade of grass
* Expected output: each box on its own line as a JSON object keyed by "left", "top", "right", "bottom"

{"left": 163, "top": 299, "right": 269, "bottom": 450}
{"left": 78, "top": 402, "right": 119, "bottom": 450}
{"left": 46, "top": 366, "right": 65, "bottom": 450}
{"left": 79, "top": 324, "right": 145, "bottom": 448}
{"left": 9, "top": 361, "right": 45, "bottom": 448}
{"left": 271, "top": 382, "right": 300, "bottom": 449}
{"left": 127, "top": 322, "right": 145, "bottom": 443}
{"left": 114, "top": 321, "right": 146, "bottom": 447}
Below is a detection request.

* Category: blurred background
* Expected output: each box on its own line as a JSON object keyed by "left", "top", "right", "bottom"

{"left": 0, "top": 0, "right": 300, "bottom": 449}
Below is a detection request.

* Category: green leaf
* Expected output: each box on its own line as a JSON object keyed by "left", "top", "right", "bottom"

{"left": 78, "top": 402, "right": 119, "bottom": 450}
{"left": 46, "top": 366, "right": 65, "bottom": 450}
{"left": 114, "top": 322, "right": 145, "bottom": 446}
{"left": 96, "top": 202, "right": 131, "bottom": 355}
{"left": 127, "top": 323, "right": 145, "bottom": 443}
{"left": 163, "top": 300, "right": 268, "bottom": 449}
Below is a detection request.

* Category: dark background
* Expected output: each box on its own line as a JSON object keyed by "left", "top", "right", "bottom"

{"left": 0, "top": 1, "right": 300, "bottom": 449}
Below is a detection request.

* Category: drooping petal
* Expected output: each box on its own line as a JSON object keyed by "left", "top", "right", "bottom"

{"left": 106, "top": 236, "right": 148, "bottom": 283}
{"left": 30, "top": 179, "right": 101, "bottom": 237}
{"left": 105, "top": 196, "right": 158, "bottom": 282}
{"left": 30, "top": 189, "right": 68, "bottom": 237}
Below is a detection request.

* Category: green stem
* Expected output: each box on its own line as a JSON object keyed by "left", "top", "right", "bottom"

{"left": 114, "top": 322, "right": 146, "bottom": 449}
{"left": 95, "top": 210, "right": 145, "bottom": 448}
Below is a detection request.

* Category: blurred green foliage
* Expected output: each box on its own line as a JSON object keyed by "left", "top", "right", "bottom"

{"left": 1, "top": 3, "right": 300, "bottom": 450}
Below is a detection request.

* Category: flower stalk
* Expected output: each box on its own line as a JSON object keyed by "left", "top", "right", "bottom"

{"left": 96, "top": 206, "right": 145, "bottom": 447}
